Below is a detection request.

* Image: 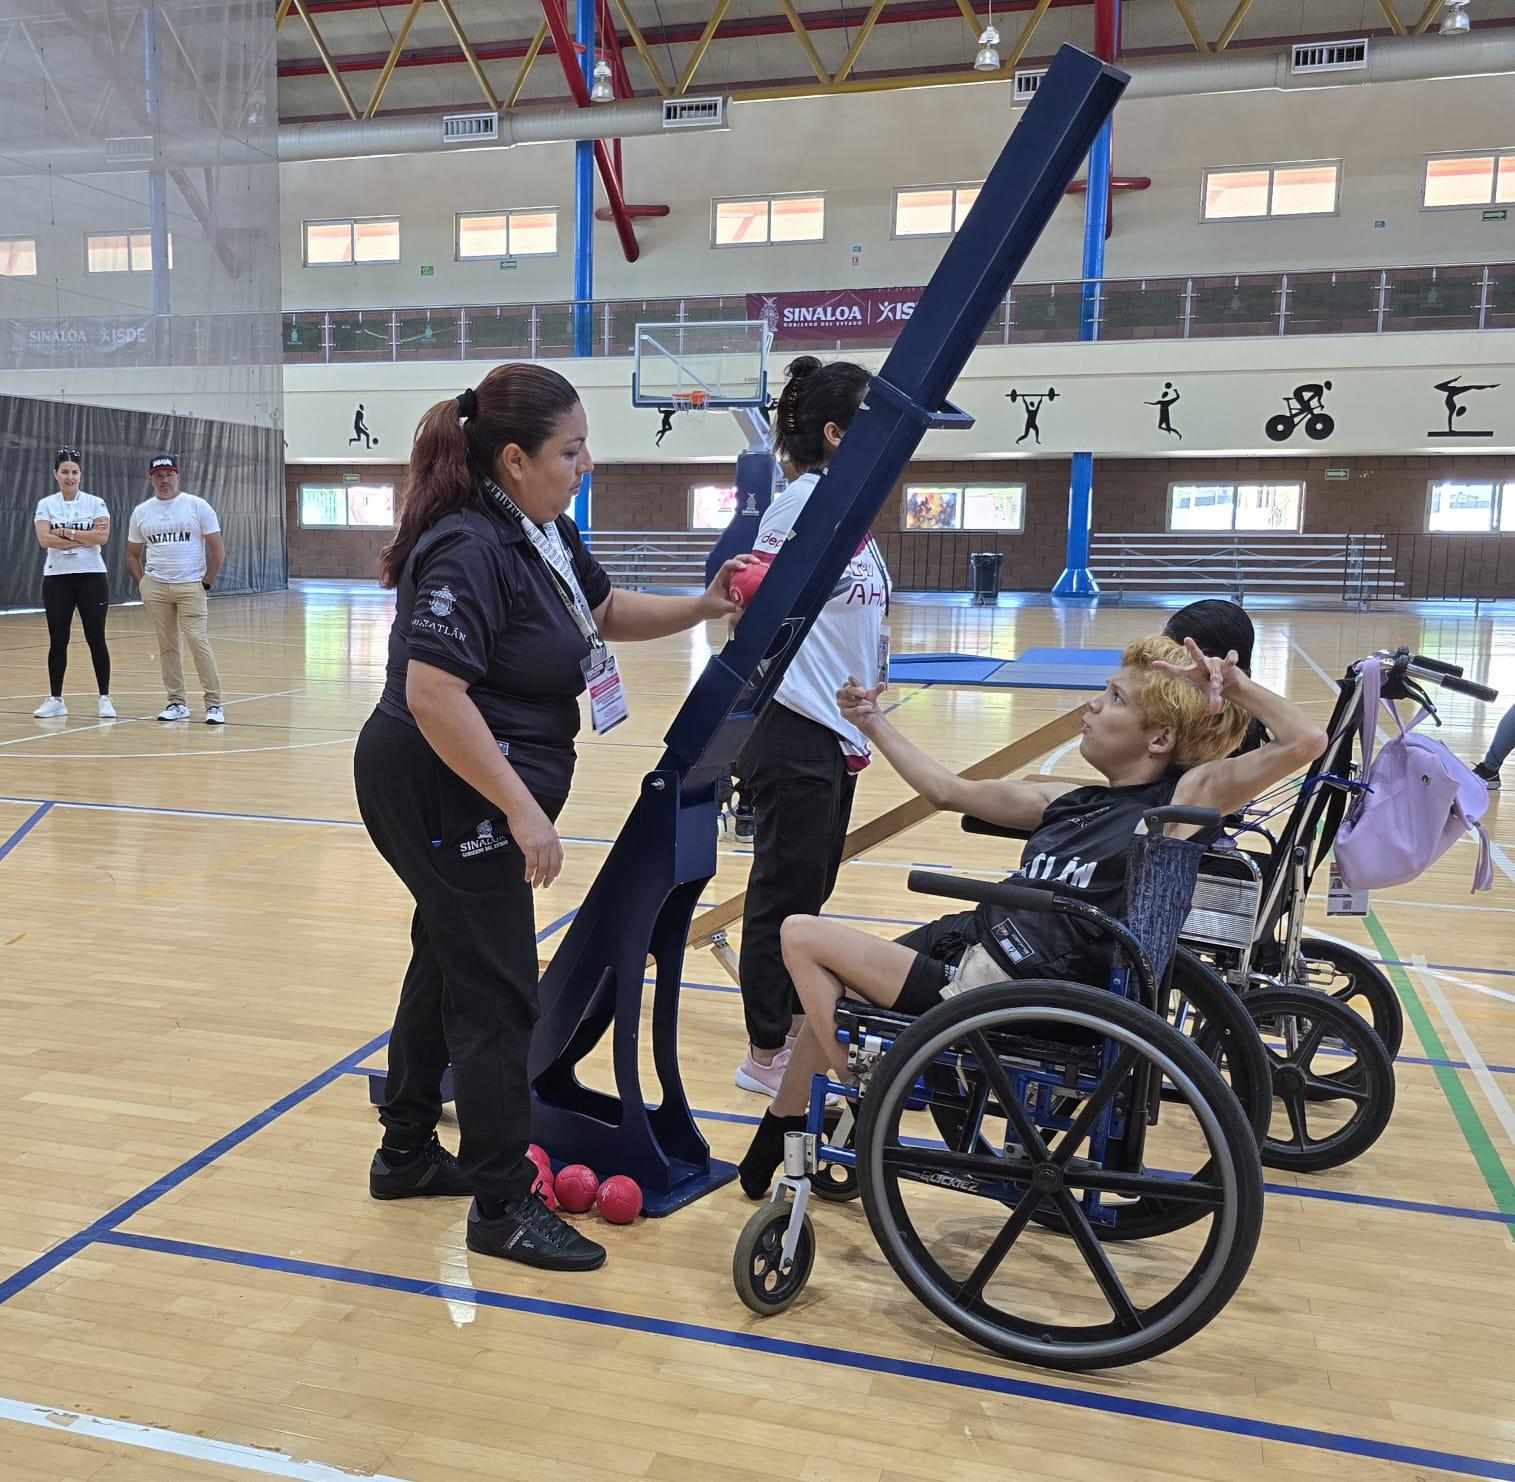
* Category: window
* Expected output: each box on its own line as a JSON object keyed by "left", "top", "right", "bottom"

{"left": 1201, "top": 162, "right": 1340, "bottom": 221}
{"left": 456, "top": 209, "right": 559, "bottom": 260}
{"left": 302, "top": 218, "right": 400, "bottom": 266}
{"left": 893, "top": 183, "right": 982, "bottom": 238}
{"left": 713, "top": 194, "right": 824, "bottom": 247}
{"left": 1427, "top": 480, "right": 1515, "bottom": 533}
{"left": 86, "top": 231, "right": 173, "bottom": 273}
{"left": 299, "top": 484, "right": 396, "bottom": 528}
{"left": 903, "top": 484, "right": 1024, "bottom": 532}
{"left": 1169, "top": 482, "right": 1304, "bottom": 532}
{"left": 690, "top": 484, "right": 739, "bottom": 531}
{"left": 1423, "top": 152, "right": 1515, "bottom": 210}
{"left": 0, "top": 238, "right": 37, "bottom": 276}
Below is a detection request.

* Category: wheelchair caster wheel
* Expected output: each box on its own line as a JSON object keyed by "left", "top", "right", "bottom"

{"left": 733, "top": 1201, "right": 815, "bottom": 1316}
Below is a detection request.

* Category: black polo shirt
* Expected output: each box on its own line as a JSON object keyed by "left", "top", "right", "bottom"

{"left": 377, "top": 493, "right": 612, "bottom": 804}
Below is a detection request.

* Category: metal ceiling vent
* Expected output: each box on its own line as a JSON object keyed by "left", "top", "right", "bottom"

{"left": 662, "top": 96, "right": 726, "bottom": 129}
{"left": 442, "top": 112, "right": 499, "bottom": 144}
{"left": 104, "top": 136, "right": 155, "bottom": 162}
{"left": 1013, "top": 67, "right": 1047, "bottom": 102}
{"left": 1291, "top": 38, "right": 1370, "bottom": 74}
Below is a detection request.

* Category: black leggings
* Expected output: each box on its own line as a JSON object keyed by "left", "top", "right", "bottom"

{"left": 43, "top": 573, "right": 111, "bottom": 696}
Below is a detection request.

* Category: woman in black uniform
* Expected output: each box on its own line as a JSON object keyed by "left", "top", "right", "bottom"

{"left": 355, "top": 363, "right": 749, "bottom": 1271}
{"left": 736, "top": 631, "right": 1329, "bottom": 1195}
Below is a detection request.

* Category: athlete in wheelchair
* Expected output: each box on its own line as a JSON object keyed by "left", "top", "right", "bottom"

{"left": 731, "top": 634, "right": 1329, "bottom": 1369}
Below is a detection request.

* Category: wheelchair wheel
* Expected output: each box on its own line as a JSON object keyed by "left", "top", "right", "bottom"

{"left": 1244, "top": 986, "right": 1396, "bottom": 1172}
{"left": 856, "top": 982, "right": 1263, "bottom": 1370}
{"left": 1296, "top": 939, "right": 1404, "bottom": 1062}
{"left": 812, "top": 1102, "right": 860, "bottom": 1203}
{"left": 733, "top": 1201, "right": 815, "bottom": 1317}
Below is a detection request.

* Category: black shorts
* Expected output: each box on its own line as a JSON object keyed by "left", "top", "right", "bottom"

{"left": 893, "top": 911, "right": 979, "bottom": 1016}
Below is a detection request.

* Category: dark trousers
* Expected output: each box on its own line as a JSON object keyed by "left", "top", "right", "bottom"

{"left": 42, "top": 573, "right": 111, "bottom": 696}
{"left": 354, "top": 710, "right": 554, "bottom": 1204}
{"left": 736, "top": 702, "right": 857, "bottom": 1051}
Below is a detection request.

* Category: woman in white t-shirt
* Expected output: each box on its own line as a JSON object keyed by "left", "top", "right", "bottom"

{"left": 731, "top": 356, "right": 890, "bottom": 1097}
{"left": 32, "top": 447, "right": 115, "bottom": 719}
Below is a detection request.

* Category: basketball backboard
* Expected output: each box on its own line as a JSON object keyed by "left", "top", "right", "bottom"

{"left": 632, "top": 319, "right": 770, "bottom": 409}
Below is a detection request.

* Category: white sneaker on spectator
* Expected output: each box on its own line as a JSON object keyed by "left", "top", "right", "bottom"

{"left": 158, "top": 702, "right": 191, "bottom": 721}
{"left": 33, "top": 697, "right": 66, "bottom": 718}
{"left": 735, "top": 1046, "right": 790, "bottom": 1097}
{"left": 97, "top": 696, "right": 116, "bottom": 719}
{"left": 205, "top": 705, "right": 226, "bottom": 725}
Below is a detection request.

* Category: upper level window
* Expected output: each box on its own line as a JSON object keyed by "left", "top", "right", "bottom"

{"left": 86, "top": 232, "right": 173, "bottom": 273}
{"left": 713, "top": 194, "right": 825, "bottom": 247}
{"left": 893, "top": 183, "right": 982, "bottom": 238}
{"left": 1423, "top": 152, "right": 1515, "bottom": 209}
{"left": 456, "top": 209, "right": 559, "bottom": 259}
{"left": 1169, "top": 482, "right": 1304, "bottom": 532}
{"left": 1428, "top": 480, "right": 1515, "bottom": 533}
{"left": 0, "top": 238, "right": 37, "bottom": 276}
{"left": 303, "top": 218, "right": 400, "bottom": 266}
{"left": 1202, "top": 162, "right": 1340, "bottom": 221}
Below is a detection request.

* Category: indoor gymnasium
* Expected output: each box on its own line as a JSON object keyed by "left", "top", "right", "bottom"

{"left": 2, "top": 1, "right": 1515, "bottom": 1479}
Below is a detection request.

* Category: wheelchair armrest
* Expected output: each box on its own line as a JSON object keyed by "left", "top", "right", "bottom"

{"left": 961, "top": 815, "right": 1033, "bottom": 842}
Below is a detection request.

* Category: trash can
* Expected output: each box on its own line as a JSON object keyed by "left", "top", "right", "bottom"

{"left": 970, "top": 551, "right": 1003, "bottom": 606}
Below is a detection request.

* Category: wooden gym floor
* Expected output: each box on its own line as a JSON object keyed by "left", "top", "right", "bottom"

{"left": 0, "top": 583, "right": 1512, "bottom": 1482}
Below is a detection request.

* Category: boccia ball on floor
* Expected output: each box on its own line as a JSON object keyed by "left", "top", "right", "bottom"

{"left": 596, "top": 1175, "right": 643, "bottom": 1224}
{"left": 555, "top": 1164, "right": 600, "bottom": 1214}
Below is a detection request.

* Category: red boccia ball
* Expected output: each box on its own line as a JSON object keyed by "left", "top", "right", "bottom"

{"left": 596, "top": 1174, "right": 643, "bottom": 1225}
{"left": 728, "top": 560, "right": 767, "bottom": 610}
{"left": 530, "top": 1164, "right": 559, "bottom": 1211}
{"left": 554, "top": 1164, "right": 600, "bottom": 1215}
{"left": 526, "top": 1143, "right": 551, "bottom": 1177}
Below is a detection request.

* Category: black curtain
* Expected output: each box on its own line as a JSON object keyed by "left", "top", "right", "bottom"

{"left": 2, "top": 392, "right": 286, "bottom": 609}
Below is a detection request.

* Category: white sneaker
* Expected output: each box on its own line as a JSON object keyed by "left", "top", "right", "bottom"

{"left": 158, "top": 702, "right": 191, "bottom": 721}
{"left": 33, "top": 697, "right": 67, "bottom": 718}
{"left": 205, "top": 705, "right": 226, "bottom": 725}
{"left": 98, "top": 696, "right": 116, "bottom": 719}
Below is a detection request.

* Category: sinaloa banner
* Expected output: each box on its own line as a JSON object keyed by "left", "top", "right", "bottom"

{"left": 748, "top": 288, "right": 923, "bottom": 342}
{"left": 0, "top": 316, "right": 156, "bottom": 369}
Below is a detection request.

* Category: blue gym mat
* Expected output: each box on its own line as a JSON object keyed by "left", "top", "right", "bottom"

{"left": 888, "top": 646, "right": 1121, "bottom": 690}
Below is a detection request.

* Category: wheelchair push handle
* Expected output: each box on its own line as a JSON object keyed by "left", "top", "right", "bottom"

{"left": 1439, "top": 673, "right": 1499, "bottom": 703}
{"left": 907, "top": 870, "right": 1063, "bottom": 916}
{"left": 1139, "top": 805, "right": 1223, "bottom": 834}
{"left": 960, "top": 814, "right": 1033, "bottom": 841}
{"left": 1410, "top": 653, "right": 1464, "bottom": 678}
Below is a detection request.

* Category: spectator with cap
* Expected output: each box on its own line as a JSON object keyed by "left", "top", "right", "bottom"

{"left": 127, "top": 454, "right": 227, "bottom": 723}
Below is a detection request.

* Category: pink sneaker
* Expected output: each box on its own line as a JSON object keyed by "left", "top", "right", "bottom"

{"left": 735, "top": 1046, "right": 790, "bottom": 1097}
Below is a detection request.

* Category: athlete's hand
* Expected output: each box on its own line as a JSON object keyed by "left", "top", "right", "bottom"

{"left": 1152, "top": 635, "right": 1239, "bottom": 715}
{"left": 509, "top": 802, "right": 564, "bottom": 888}
{"left": 838, "top": 674, "right": 887, "bottom": 731}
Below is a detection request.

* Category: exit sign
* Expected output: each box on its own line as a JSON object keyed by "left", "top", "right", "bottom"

{"left": 419, "top": 264, "right": 435, "bottom": 276}
{"left": 342, "top": 473, "right": 359, "bottom": 484}
{"left": 1484, "top": 209, "right": 1508, "bottom": 223}
{"left": 1324, "top": 468, "right": 1351, "bottom": 481}
{"left": 499, "top": 258, "right": 518, "bottom": 271}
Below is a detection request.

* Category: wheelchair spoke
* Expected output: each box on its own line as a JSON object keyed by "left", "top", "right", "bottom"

{"left": 1282, "top": 1090, "right": 1311, "bottom": 1148}
{"left": 967, "top": 1032, "right": 1051, "bottom": 1160}
{"left": 955, "top": 1184, "right": 1046, "bottom": 1307}
{"left": 955, "top": 1075, "right": 992, "bottom": 1154}
{"left": 1286, "top": 1016, "right": 1331, "bottom": 1068}
{"left": 883, "top": 1144, "right": 1035, "bottom": 1181}
{"left": 1058, "top": 1166, "right": 1225, "bottom": 1206}
{"left": 1051, "top": 1189, "right": 1142, "bottom": 1332}
{"left": 1304, "top": 1073, "right": 1370, "bottom": 1103}
{"left": 1051, "top": 1047, "right": 1139, "bottom": 1166}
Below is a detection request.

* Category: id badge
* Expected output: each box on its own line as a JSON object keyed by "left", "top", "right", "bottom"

{"left": 1326, "top": 863, "right": 1369, "bottom": 916}
{"left": 583, "top": 649, "right": 629, "bottom": 734}
{"left": 877, "top": 630, "right": 891, "bottom": 687}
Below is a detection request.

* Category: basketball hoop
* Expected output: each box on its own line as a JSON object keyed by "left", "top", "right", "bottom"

{"left": 673, "top": 389, "right": 711, "bottom": 418}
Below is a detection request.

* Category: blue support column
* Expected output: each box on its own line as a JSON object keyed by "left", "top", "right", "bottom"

{"left": 1052, "top": 0, "right": 1118, "bottom": 599}
{"left": 572, "top": 0, "right": 595, "bottom": 534}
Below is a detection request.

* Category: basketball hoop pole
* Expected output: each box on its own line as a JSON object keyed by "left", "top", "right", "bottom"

{"left": 517, "top": 49, "right": 1126, "bottom": 1215}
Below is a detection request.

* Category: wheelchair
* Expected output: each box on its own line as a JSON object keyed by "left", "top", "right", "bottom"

{"left": 1173, "top": 648, "right": 1496, "bottom": 1172}
{"left": 732, "top": 806, "right": 1267, "bottom": 1371}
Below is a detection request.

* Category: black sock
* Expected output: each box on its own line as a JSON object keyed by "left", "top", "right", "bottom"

{"left": 476, "top": 1194, "right": 513, "bottom": 1220}
{"left": 738, "top": 1111, "right": 808, "bottom": 1200}
{"left": 380, "top": 1133, "right": 434, "bottom": 1167}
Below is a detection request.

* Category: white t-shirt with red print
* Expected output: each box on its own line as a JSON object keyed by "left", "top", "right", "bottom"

{"left": 752, "top": 470, "right": 890, "bottom": 761}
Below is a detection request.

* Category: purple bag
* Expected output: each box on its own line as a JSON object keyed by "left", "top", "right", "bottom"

{"left": 1334, "top": 657, "right": 1492, "bottom": 894}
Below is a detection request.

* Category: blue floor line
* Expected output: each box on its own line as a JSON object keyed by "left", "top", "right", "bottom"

{"left": 0, "top": 801, "right": 54, "bottom": 864}
{"left": 91, "top": 1229, "right": 1515, "bottom": 1482}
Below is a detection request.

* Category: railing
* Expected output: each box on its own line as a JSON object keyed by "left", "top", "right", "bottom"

{"left": 280, "top": 261, "right": 1515, "bottom": 365}
{"left": 1344, "top": 531, "right": 1515, "bottom": 607}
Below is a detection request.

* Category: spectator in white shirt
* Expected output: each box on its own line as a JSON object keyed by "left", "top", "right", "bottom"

{"left": 126, "top": 454, "right": 227, "bottom": 724}
{"left": 32, "top": 447, "right": 115, "bottom": 719}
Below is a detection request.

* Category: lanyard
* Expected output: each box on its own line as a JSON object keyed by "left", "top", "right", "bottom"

{"left": 482, "top": 480, "right": 602, "bottom": 649}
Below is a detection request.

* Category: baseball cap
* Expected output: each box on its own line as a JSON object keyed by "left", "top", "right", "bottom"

{"left": 149, "top": 455, "right": 178, "bottom": 473}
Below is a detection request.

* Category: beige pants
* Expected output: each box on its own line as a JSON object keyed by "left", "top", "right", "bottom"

{"left": 140, "top": 574, "right": 223, "bottom": 706}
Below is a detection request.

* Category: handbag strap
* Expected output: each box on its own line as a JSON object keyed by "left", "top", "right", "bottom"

{"left": 1356, "top": 658, "right": 1382, "bottom": 771}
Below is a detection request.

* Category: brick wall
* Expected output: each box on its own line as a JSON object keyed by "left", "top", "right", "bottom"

{"left": 286, "top": 454, "right": 1515, "bottom": 589}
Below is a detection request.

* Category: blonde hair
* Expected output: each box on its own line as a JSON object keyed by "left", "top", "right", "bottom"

{"left": 1121, "top": 635, "right": 1250, "bottom": 770}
